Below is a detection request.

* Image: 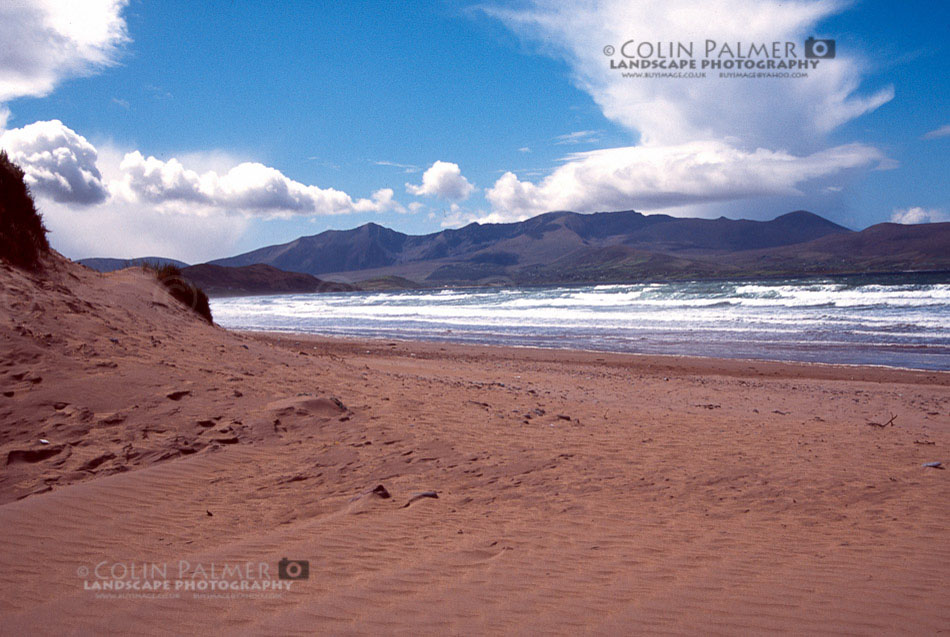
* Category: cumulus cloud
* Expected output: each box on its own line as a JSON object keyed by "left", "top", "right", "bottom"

{"left": 37, "top": 195, "right": 250, "bottom": 264}
{"left": 890, "top": 207, "right": 949, "bottom": 225}
{"left": 0, "top": 0, "right": 128, "bottom": 103}
{"left": 0, "top": 119, "right": 108, "bottom": 204}
{"left": 0, "top": 120, "right": 408, "bottom": 260}
{"left": 112, "top": 151, "right": 401, "bottom": 217}
{"left": 475, "top": 0, "right": 895, "bottom": 221}
{"left": 922, "top": 125, "right": 950, "bottom": 140}
{"left": 0, "top": 119, "right": 403, "bottom": 218}
{"left": 484, "top": 0, "right": 893, "bottom": 149}
{"left": 1, "top": 121, "right": 401, "bottom": 217}
{"left": 406, "top": 161, "right": 475, "bottom": 201}
{"left": 485, "top": 141, "right": 886, "bottom": 221}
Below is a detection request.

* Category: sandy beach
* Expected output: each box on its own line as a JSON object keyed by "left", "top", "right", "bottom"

{"left": 1, "top": 257, "right": 949, "bottom": 634}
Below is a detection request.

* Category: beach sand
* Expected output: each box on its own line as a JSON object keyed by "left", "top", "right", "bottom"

{"left": 1, "top": 255, "right": 948, "bottom": 634}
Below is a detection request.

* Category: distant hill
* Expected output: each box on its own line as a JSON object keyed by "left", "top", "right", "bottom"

{"left": 728, "top": 221, "right": 950, "bottom": 276}
{"left": 180, "top": 263, "right": 357, "bottom": 297}
{"left": 506, "top": 222, "right": 950, "bottom": 284}
{"left": 78, "top": 256, "right": 190, "bottom": 272}
{"left": 86, "top": 210, "right": 949, "bottom": 290}
{"left": 211, "top": 209, "right": 861, "bottom": 284}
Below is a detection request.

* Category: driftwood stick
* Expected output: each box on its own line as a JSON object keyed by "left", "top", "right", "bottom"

{"left": 867, "top": 414, "right": 897, "bottom": 428}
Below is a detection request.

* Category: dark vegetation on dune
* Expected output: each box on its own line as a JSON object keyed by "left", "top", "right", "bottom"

{"left": 0, "top": 150, "right": 50, "bottom": 270}
{"left": 143, "top": 262, "right": 214, "bottom": 324}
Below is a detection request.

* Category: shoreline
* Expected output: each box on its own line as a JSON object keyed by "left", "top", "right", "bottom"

{"left": 203, "top": 268, "right": 950, "bottom": 296}
{"left": 209, "top": 273, "right": 950, "bottom": 373}
{"left": 241, "top": 330, "right": 950, "bottom": 385}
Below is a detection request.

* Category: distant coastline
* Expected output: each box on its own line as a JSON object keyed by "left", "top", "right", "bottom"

{"left": 79, "top": 208, "right": 950, "bottom": 294}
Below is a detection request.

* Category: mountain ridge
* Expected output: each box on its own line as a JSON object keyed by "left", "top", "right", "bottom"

{"left": 210, "top": 209, "right": 861, "bottom": 283}
{"left": 79, "top": 209, "right": 949, "bottom": 289}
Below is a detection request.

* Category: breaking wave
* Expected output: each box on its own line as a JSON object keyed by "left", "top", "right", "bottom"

{"left": 212, "top": 274, "right": 950, "bottom": 370}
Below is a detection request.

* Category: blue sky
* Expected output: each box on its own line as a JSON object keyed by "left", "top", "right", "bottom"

{"left": 0, "top": 0, "right": 947, "bottom": 262}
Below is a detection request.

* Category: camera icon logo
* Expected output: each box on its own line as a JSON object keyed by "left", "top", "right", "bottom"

{"left": 278, "top": 558, "right": 310, "bottom": 580}
{"left": 804, "top": 37, "right": 835, "bottom": 59}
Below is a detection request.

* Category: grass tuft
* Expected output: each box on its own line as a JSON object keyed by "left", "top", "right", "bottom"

{"left": 143, "top": 262, "right": 213, "bottom": 324}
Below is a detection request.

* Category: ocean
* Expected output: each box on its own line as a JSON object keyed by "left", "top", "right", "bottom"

{"left": 210, "top": 274, "right": 950, "bottom": 371}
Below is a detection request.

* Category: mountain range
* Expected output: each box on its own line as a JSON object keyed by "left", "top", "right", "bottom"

{"left": 77, "top": 210, "right": 950, "bottom": 290}
{"left": 208, "top": 210, "right": 950, "bottom": 286}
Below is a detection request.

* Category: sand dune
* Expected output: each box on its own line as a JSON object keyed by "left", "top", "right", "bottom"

{"left": 1, "top": 255, "right": 948, "bottom": 634}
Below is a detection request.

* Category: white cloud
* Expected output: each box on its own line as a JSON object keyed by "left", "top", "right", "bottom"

{"left": 0, "top": 120, "right": 409, "bottom": 260}
{"left": 0, "top": 0, "right": 128, "bottom": 103}
{"left": 890, "top": 207, "right": 949, "bottom": 225}
{"left": 375, "top": 160, "right": 420, "bottom": 173}
{"left": 484, "top": 0, "right": 893, "bottom": 149}
{"left": 27, "top": 143, "right": 249, "bottom": 262}
{"left": 554, "top": 130, "right": 601, "bottom": 145}
{"left": 439, "top": 204, "right": 490, "bottom": 229}
{"left": 475, "top": 0, "right": 896, "bottom": 222}
{"left": 922, "top": 125, "right": 950, "bottom": 140}
{"left": 485, "top": 141, "right": 886, "bottom": 222}
{"left": 0, "top": 121, "right": 401, "bottom": 217}
{"left": 143, "top": 83, "right": 172, "bottom": 100}
{"left": 406, "top": 160, "right": 475, "bottom": 201}
{"left": 0, "top": 119, "right": 108, "bottom": 204}
{"left": 37, "top": 195, "right": 250, "bottom": 263}
{"left": 518, "top": 146, "right": 531, "bottom": 153}
{"left": 408, "top": 201, "right": 425, "bottom": 213}
{"left": 112, "top": 150, "right": 401, "bottom": 217}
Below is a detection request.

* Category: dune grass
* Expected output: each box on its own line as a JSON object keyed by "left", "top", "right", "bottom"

{"left": 0, "top": 150, "right": 50, "bottom": 270}
{"left": 142, "top": 262, "right": 214, "bottom": 324}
